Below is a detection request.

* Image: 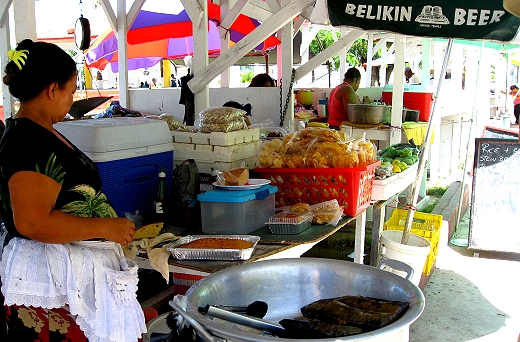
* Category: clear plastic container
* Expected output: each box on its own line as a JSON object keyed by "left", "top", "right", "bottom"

{"left": 267, "top": 211, "right": 313, "bottom": 235}
{"left": 197, "top": 185, "right": 277, "bottom": 234}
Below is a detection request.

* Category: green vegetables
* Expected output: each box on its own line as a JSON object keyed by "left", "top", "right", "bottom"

{"left": 376, "top": 143, "right": 420, "bottom": 175}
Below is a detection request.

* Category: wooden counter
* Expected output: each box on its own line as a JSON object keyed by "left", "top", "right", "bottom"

{"left": 136, "top": 214, "right": 363, "bottom": 276}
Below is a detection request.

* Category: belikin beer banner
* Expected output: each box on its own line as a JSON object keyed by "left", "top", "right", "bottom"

{"left": 327, "top": 1, "right": 520, "bottom": 42}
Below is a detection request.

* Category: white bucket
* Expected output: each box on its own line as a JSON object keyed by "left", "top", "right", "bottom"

{"left": 377, "top": 230, "right": 431, "bottom": 285}
{"left": 143, "top": 312, "right": 171, "bottom": 342}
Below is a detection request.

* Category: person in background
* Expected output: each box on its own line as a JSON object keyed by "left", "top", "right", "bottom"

{"left": 0, "top": 39, "right": 145, "bottom": 341}
{"left": 508, "top": 84, "right": 520, "bottom": 125}
{"left": 327, "top": 67, "right": 370, "bottom": 130}
{"left": 170, "top": 73, "right": 178, "bottom": 88}
{"left": 249, "top": 73, "right": 275, "bottom": 87}
{"left": 404, "top": 67, "right": 421, "bottom": 84}
{"left": 223, "top": 101, "right": 253, "bottom": 126}
{"left": 144, "top": 80, "right": 150, "bottom": 88}
{"left": 151, "top": 77, "right": 158, "bottom": 88}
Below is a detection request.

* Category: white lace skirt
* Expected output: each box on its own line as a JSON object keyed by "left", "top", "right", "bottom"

{"left": 0, "top": 238, "right": 147, "bottom": 342}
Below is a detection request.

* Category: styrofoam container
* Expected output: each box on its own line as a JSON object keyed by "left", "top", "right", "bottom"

{"left": 54, "top": 118, "right": 174, "bottom": 218}
{"left": 197, "top": 185, "right": 277, "bottom": 234}
{"left": 172, "top": 140, "right": 261, "bottom": 163}
{"left": 371, "top": 163, "right": 418, "bottom": 201}
{"left": 171, "top": 127, "right": 260, "bottom": 145}
{"left": 175, "top": 155, "right": 259, "bottom": 174}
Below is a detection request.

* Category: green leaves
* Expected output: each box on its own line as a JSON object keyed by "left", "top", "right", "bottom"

{"left": 61, "top": 185, "right": 117, "bottom": 218}
{"left": 36, "top": 153, "right": 66, "bottom": 185}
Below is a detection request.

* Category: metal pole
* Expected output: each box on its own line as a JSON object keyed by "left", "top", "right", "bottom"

{"left": 401, "top": 39, "right": 453, "bottom": 245}
{"left": 454, "top": 41, "right": 485, "bottom": 235}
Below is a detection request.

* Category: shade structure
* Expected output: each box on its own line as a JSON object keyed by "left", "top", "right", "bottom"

{"left": 85, "top": 21, "right": 221, "bottom": 71}
{"left": 85, "top": 0, "right": 280, "bottom": 72}
{"left": 128, "top": 1, "right": 280, "bottom": 52}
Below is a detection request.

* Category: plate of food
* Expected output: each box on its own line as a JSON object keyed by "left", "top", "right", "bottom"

{"left": 213, "top": 178, "right": 271, "bottom": 190}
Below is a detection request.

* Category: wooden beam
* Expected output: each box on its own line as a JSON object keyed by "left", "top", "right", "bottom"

{"left": 116, "top": 0, "right": 128, "bottom": 107}
{"left": 99, "top": 0, "right": 117, "bottom": 33}
{"left": 264, "top": 0, "right": 280, "bottom": 12}
{"left": 243, "top": 0, "right": 277, "bottom": 22}
{"left": 293, "top": 16, "right": 306, "bottom": 36}
{"left": 294, "top": 29, "right": 364, "bottom": 82}
{"left": 182, "top": 0, "right": 205, "bottom": 27}
{"left": 372, "top": 37, "right": 387, "bottom": 58}
{"left": 220, "top": 0, "right": 248, "bottom": 38}
{"left": 189, "top": 0, "right": 316, "bottom": 94}
{"left": 0, "top": 0, "right": 12, "bottom": 28}
{"left": 127, "top": 0, "right": 146, "bottom": 31}
{"left": 192, "top": 0, "right": 209, "bottom": 114}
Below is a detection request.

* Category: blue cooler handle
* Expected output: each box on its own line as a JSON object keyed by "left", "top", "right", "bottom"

{"left": 255, "top": 189, "right": 270, "bottom": 200}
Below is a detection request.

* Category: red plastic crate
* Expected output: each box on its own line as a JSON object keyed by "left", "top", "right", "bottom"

{"left": 255, "top": 161, "right": 380, "bottom": 217}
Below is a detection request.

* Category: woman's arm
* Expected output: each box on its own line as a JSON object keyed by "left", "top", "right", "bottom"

{"left": 341, "top": 86, "right": 361, "bottom": 112}
{"left": 9, "top": 171, "right": 135, "bottom": 245}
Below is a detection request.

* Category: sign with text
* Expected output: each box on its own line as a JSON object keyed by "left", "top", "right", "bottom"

{"left": 469, "top": 138, "right": 520, "bottom": 253}
{"left": 327, "top": 1, "right": 520, "bottom": 42}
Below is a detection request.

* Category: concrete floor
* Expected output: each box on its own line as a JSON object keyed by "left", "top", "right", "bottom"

{"left": 409, "top": 209, "right": 520, "bottom": 342}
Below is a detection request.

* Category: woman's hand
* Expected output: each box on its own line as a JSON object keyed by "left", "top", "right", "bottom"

{"left": 102, "top": 218, "right": 136, "bottom": 246}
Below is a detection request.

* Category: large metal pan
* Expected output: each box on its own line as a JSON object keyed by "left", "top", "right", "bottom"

{"left": 183, "top": 258, "right": 425, "bottom": 342}
{"left": 347, "top": 104, "right": 391, "bottom": 124}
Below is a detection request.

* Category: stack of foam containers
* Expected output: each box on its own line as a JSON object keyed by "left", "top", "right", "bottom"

{"left": 171, "top": 128, "right": 261, "bottom": 174}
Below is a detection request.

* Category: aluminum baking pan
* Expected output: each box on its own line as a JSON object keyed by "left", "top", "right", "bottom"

{"left": 167, "top": 235, "right": 260, "bottom": 261}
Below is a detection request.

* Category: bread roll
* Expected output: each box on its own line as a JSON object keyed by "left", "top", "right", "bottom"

{"left": 222, "top": 168, "right": 249, "bottom": 186}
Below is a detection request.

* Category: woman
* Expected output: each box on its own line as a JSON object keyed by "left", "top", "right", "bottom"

{"left": 248, "top": 73, "right": 275, "bottom": 87}
{"left": 509, "top": 84, "right": 520, "bottom": 125}
{"left": 0, "top": 40, "right": 145, "bottom": 341}
{"left": 328, "top": 67, "right": 369, "bottom": 130}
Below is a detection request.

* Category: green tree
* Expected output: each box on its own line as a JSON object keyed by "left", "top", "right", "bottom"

{"left": 240, "top": 71, "right": 254, "bottom": 84}
{"left": 308, "top": 29, "right": 381, "bottom": 71}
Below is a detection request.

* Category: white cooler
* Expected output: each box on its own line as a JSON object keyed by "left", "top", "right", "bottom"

{"left": 55, "top": 117, "right": 174, "bottom": 218}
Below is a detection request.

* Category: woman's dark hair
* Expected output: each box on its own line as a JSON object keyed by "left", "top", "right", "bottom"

{"left": 344, "top": 67, "right": 361, "bottom": 81}
{"left": 223, "top": 101, "right": 252, "bottom": 116}
{"left": 249, "top": 73, "right": 275, "bottom": 87}
{"left": 3, "top": 39, "right": 77, "bottom": 101}
{"left": 510, "top": 85, "right": 518, "bottom": 91}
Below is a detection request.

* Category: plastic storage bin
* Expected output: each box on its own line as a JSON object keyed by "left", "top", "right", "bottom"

{"left": 382, "top": 85, "right": 434, "bottom": 122}
{"left": 255, "top": 161, "right": 380, "bottom": 217}
{"left": 384, "top": 208, "right": 443, "bottom": 275}
{"left": 54, "top": 117, "right": 174, "bottom": 218}
{"left": 267, "top": 211, "right": 313, "bottom": 235}
{"left": 197, "top": 185, "right": 277, "bottom": 234}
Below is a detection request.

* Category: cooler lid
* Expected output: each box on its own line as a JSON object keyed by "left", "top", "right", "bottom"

{"left": 197, "top": 185, "right": 277, "bottom": 203}
{"left": 54, "top": 117, "right": 172, "bottom": 153}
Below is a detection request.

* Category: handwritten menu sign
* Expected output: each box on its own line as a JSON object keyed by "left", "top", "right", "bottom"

{"left": 481, "top": 126, "right": 518, "bottom": 140}
{"left": 469, "top": 138, "right": 520, "bottom": 253}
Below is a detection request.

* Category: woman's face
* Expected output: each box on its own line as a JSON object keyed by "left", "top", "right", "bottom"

{"left": 53, "top": 74, "right": 77, "bottom": 122}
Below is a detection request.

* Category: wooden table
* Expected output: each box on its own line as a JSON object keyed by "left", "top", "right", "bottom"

{"left": 136, "top": 213, "right": 366, "bottom": 277}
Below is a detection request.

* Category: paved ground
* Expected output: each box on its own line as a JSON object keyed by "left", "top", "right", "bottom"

{"left": 409, "top": 207, "right": 520, "bottom": 342}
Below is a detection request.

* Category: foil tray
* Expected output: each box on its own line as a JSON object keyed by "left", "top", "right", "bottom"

{"left": 167, "top": 235, "right": 260, "bottom": 261}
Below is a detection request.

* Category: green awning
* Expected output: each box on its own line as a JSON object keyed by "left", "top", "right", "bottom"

{"left": 327, "top": 1, "right": 520, "bottom": 43}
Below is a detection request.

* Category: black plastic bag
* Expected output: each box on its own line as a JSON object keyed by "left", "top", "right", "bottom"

{"left": 172, "top": 160, "right": 200, "bottom": 227}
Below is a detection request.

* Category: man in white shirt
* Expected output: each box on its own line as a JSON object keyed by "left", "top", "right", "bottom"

{"left": 404, "top": 67, "right": 421, "bottom": 84}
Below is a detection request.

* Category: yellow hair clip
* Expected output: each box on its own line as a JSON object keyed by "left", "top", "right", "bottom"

{"left": 7, "top": 49, "right": 29, "bottom": 70}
